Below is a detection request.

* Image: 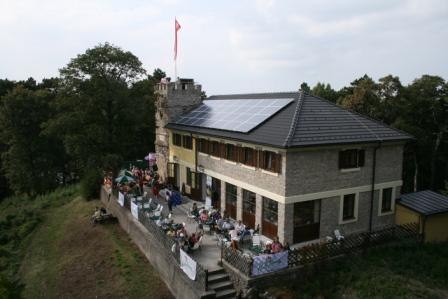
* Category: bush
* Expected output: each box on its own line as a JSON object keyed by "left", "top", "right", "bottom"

{"left": 80, "top": 169, "right": 102, "bottom": 200}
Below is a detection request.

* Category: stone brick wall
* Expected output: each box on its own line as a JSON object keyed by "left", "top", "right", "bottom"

{"left": 319, "top": 190, "right": 394, "bottom": 238}
{"left": 154, "top": 81, "right": 202, "bottom": 182}
{"left": 100, "top": 188, "right": 214, "bottom": 299}
{"left": 198, "top": 153, "right": 285, "bottom": 197}
{"left": 285, "top": 143, "right": 404, "bottom": 196}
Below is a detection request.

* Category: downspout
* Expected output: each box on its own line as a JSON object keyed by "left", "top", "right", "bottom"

{"left": 369, "top": 141, "right": 381, "bottom": 233}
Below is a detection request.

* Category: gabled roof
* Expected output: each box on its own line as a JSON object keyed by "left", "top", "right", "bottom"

{"left": 398, "top": 190, "right": 448, "bottom": 216}
{"left": 166, "top": 92, "right": 412, "bottom": 148}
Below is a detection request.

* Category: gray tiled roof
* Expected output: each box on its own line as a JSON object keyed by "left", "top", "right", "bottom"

{"left": 166, "top": 91, "right": 412, "bottom": 148}
{"left": 398, "top": 190, "right": 448, "bottom": 216}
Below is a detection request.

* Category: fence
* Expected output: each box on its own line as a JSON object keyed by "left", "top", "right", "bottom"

{"left": 223, "top": 222, "right": 420, "bottom": 277}
{"left": 137, "top": 209, "right": 209, "bottom": 291}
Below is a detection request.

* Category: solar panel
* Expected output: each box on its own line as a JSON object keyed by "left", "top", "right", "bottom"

{"left": 173, "top": 98, "right": 294, "bottom": 133}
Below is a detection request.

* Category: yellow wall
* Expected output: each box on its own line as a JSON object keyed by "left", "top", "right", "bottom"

{"left": 425, "top": 213, "right": 448, "bottom": 243}
{"left": 168, "top": 129, "right": 196, "bottom": 191}
{"left": 395, "top": 204, "right": 423, "bottom": 233}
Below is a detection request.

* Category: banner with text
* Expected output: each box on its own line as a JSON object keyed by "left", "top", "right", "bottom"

{"left": 252, "top": 251, "right": 288, "bottom": 276}
{"left": 180, "top": 249, "right": 197, "bottom": 280}
{"left": 131, "top": 201, "right": 139, "bottom": 219}
{"left": 118, "top": 192, "right": 125, "bottom": 207}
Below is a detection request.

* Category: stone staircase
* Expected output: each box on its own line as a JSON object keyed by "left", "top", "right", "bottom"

{"left": 207, "top": 268, "right": 237, "bottom": 299}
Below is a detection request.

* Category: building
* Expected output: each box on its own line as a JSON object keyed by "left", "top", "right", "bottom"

{"left": 396, "top": 190, "right": 448, "bottom": 242}
{"left": 154, "top": 78, "right": 412, "bottom": 245}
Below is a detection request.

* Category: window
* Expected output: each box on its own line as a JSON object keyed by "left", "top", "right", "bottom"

{"left": 261, "top": 151, "right": 281, "bottom": 173}
{"left": 342, "top": 193, "right": 356, "bottom": 221}
{"left": 172, "top": 133, "right": 182, "bottom": 146}
{"left": 242, "top": 147, "right": 255, "bottom": 166}
{"left": 226, "top": 144, "right": 237, "bottom": 162}
{"left": 210, "top": 141, "right": 221, "bottom": 157}
{"left": 381, "top": 188, "right": 393, "bottom": 213}
{"left": 339, "top": 149, "right": 365, "bottom": 169}
{"left": 198, "top": 138, "right": 209, "bottom": 154}
{"left": 243, "top": 190, "right": 256, "bottom": 214}
{"left": 182, "top": 135, "right": 192, "bottom": 149}
{"left": 263, "top": 197, "right": 278, "bottom": 225}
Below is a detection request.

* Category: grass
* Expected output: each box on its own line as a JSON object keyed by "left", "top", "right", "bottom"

{"left": 269, "top": 242, "right": 448, "bottom": 299}
{"left": 0, "top": 185, "right": 173, "bottom": 299}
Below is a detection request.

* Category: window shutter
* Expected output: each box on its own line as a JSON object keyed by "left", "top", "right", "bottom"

{"left": 220, "top": 143, "right": 226, "bottom": 158}
{"left": 358, "top": 150, "right": 365, "bottom": 167}
{"left": 250, "top": 149, "right": 256, "bottom": 167}
{"left": 338, "top": 151, "right": 343, "bottom": 169}
{"left": 275, "top": 153, "right": 282, "bottom": 173}
{"left": 238, "top": 146, "right": 244, "bottom": 163}
{"left": 259, "top": 150, "right": 265, "bottom": 169}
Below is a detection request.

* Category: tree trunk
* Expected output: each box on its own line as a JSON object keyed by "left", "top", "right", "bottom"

{"left": 430, "top": 131, "right": 443, "bottom": 190}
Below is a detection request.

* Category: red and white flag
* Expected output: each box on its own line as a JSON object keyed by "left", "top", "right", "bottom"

{"left": 174, "top": 19, "right": 181, "bottom": 60}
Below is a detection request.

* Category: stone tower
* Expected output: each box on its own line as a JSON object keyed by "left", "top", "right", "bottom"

{"left": 154, "top": 78, "right": 202, "bottom": 183}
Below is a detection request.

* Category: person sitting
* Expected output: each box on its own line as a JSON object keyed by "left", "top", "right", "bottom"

{"left": 91, "top": 207, "right": 102, "bottom": 225}
{"left": 166, "top": 228, "right": 176, "bottom": 237}
{"left": 191, "top": 203, "right": 199, "bottom": 217}
{"left": 234, "top": 220, "right": 246, "bottom": 235}
{"left": 199, "top": 210, "right": 209, "bottom": 223}
{"left": 211, "top": 209, "right": 221, "bottom": 222}
{"left": 229, "top": 228, "right": 239, "bottom": 250}
{"left": 188, "top": 233, "right": 198, "bottom": 250}
{"left": 263, "top": 242, "right": 272, "bottom": 254}
{"left": 271, "top": 236, "right": 283, "bottom": 253}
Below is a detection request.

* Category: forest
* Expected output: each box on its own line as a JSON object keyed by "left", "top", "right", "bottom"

{"left": 0, "top": 43, "right": 447, "bottom": 200}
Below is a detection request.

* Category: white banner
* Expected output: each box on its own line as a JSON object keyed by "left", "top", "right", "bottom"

{"left": 180, "top": 249, "right": 197, "bottom": 280}
{"left": 118, "top": 192, "right": 125, "bottom": 207}
{"left": 205, "top": 175, "right": 212, "bottom": 209}
{"left": 131, "top": 201, "right": 139, "bottom": 219}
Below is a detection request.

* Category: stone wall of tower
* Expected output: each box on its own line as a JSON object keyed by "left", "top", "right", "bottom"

{"left": 154, "top": 79, "right": 202, "bottom": 183}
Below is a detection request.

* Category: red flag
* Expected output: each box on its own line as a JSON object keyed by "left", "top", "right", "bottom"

{"left": 174, "top": 19, "right": 181, "bottom": 60}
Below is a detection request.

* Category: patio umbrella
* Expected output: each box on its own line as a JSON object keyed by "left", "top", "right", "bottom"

{"left": 115, "top": 175, "right": 135, "bottom": 184}
{"left": 118, "top": 169, "right": 134, "bottom": 177}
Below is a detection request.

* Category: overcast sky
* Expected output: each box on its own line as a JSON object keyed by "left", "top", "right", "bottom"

{"left": 1, "top": 0, "right": 447, "bottom": 95}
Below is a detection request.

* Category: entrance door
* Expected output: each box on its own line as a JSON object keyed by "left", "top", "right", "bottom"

{"left": 242, "top": 189, "right": 256, "bottom": 229}
{"left": 225, "top": 183, "right": 237, "bottom": 219}
{"left": 293, "top": 200, "right": 320, "bottom": 243}
{"left": 167, "top": 163, "right": 179, "bottom": 189}
{"left": 190, "top": 172, "right": 202, "bottom": 201}
{"left": 262, "top": 197, "right": 278, "bottom": 239}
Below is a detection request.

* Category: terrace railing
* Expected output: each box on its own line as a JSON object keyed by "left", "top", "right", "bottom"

{"left": 223, "top": 222, "right": 420, "bottom": 277}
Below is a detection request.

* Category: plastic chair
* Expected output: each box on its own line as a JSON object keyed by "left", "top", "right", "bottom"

{"left": 334, "top": 229, "right": 345, "bottom": 241}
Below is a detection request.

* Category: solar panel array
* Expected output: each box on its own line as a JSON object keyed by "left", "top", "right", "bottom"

{"left": 173, "top": 98, "right": 294, "bottom": 133}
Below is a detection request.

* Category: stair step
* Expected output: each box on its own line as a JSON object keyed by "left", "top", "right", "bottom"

{"left": 208, "top": 273, "right": 230, "bottom": 284}
{"left": 209, "top": 280, "right": 234, "bottom": 292}
{"left": 215, "top": 288, "right": 236, "bottom": 299}
{"left": 208, "top": 268, "right": 225, "bottom": 275}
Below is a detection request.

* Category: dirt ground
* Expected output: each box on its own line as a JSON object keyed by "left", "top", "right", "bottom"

{"left": 20, "top": 198, "right": 173, "bottom": 299}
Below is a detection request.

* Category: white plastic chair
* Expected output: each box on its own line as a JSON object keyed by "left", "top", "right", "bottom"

{"left": 143, "top": 203, "right": 150, "bottom": 209}
{"left": 334, "top": 229, "right": 345, "bottom": 241}
{"left": 203, "top": 224, "right": 211, "bottom": 235}
{"left": 168, "top": 213, "right": 172, "bottom": 219}
{"left": 186, "top": 211, "right": 196, "bottom": 223}
{"left": 252, "top": 234, "right": 261, "bottom": 247}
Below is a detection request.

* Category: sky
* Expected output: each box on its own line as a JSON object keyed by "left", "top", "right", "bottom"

{"left": 1, "top": 0, "right": 447, "bottom": 95}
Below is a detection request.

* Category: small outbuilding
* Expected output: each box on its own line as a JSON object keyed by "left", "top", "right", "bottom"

{"left": 396, "top": 190, "right": 448, "bottom": 242}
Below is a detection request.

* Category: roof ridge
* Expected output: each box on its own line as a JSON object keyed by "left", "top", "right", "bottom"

{"left": 208, "top": 91, "right": 299, "bottom": 99}
{"left": 283, "top": 91, "right": 305, "bottom": 147}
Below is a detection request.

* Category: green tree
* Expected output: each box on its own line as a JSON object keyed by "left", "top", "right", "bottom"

{"left": 299, "top": 82, "right": 311, "bottom": 93}
{"left": 311, "top": 82, "right": 338, "bottom": 102}
{"left": 338, "top": 75, "right": 382, "bottom": 119}
{"left": 44, "top": 43, "right": 152, "bottom": 175}
{"left": 0, "top": 86, "right": 64, "bottom": 194}
{"left": 395, "top": 75, "right": 448, "bottom": 191}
